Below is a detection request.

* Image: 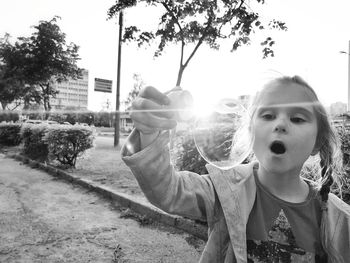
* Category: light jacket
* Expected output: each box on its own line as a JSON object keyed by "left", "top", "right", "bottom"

{"left": 122, "top": 129, "right": 350, "bottom": 263}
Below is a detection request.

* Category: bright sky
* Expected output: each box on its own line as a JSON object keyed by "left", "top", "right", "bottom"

{"left": 1, "top": 0, "right": 350, "bottom": 112}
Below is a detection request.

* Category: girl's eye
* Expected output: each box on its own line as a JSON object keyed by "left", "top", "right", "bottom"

{"left": 261, "top": 113, "right": 274, "bottom": 120}
{"left": 290, "top": 117, "right": 306, "bottom": 123}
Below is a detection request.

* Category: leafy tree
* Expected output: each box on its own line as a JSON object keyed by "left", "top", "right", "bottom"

{"left": 0, "top": 17, "right": 82, "bottom": 112}
{"left": 76, "top": 110, "right": 95, "bottom": 125}
{"left": 22, "top": 87, "right": 42, "bottom": 110}
{"left": 101, "top": 98, "right": 112, "bottom": 111}
{"left": 123, "top": 73, "right": 145, "bottom": 110}
{"left": 20, "top": 16, "right": 83, "bottom": 112}
{"left": 0, "top": 34, "right": 28, "bottom": 110}
{"left": 0, "top": 64, "right": 21, "bottom": 110}
{"left": 108, "top": 0, "right": 287, "bottom": 86}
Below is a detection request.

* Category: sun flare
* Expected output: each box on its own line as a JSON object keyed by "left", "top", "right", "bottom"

{"left": 192, "top": 102, "right": 214, "bottom": 118}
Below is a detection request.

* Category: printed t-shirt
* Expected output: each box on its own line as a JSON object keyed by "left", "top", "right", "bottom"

{"left": 246, "top": 168, "right": 327, "bottom": 262}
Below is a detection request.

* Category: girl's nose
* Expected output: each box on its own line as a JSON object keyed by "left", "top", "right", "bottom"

{"left": 274, "top": 125, "right": 287, "bottom": 133}
{"left": 273, "top": 118, "right": 288, "bottom": 133}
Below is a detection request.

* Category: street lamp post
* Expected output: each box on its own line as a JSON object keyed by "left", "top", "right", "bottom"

{"left": 114, "top": 11, "right": 123, "bottom": 147}
{"left": 340, "top": 40, "right": 350, "bottom": 112}
{"left": 348, "top": 40, "right": 350, "bottom": 112}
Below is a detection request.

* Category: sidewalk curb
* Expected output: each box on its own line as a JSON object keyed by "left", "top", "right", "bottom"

{"left": 6, "top": 153, "right": 208, "bottom": 241}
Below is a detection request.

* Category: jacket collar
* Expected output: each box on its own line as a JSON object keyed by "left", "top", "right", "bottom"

{"left": 207, "top": 162, "right": 257, "bottom": 263}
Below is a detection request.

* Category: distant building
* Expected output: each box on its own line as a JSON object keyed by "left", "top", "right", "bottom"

{"left": 120, "top": 112, "right": 133, "bottom": 132}
{"left": 51, "top": 69, "right": 89, "bottom": 110}
{"left": 329, "top": 101, "right": 347, "bottom": 117}
{"left": 331, "top": 113, "right": 350, "bottom": 130}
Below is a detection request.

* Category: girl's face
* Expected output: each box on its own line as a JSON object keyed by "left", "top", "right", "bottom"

{"left": 251, "top": 82, "right": 319, "bottom": 176}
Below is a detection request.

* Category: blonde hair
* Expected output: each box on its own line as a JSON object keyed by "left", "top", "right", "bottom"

{"left": 242, "top": 75, "right": 344, "bottom": 202}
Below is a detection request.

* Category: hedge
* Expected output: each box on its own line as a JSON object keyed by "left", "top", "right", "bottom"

{"left": 0, "top": 111, "right": 20, "bottom": 123}
{"left": 43, "top": 125, "right": 95, "bottom": 167}
{"left": 20, "top": 123, "right": 95, "bottom": 167}
{"left": 0, "top": 123, "right": 22, "bottom": 146}
{"left": 20, "top": 123, "right": 49, "bottom": 161}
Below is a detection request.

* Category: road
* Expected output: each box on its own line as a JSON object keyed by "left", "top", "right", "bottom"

{"left": 0, "top": 154, "right": 204, "bottom": 263}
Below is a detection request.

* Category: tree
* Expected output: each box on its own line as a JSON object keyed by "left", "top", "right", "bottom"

{"left": 0, "top": 64, "right": 21, "bottom": 110}
{"left": 108, "top": 0, "right": 287, "bottom": 86}
{"left": 0, "top": 34, "right": 28, "bottom": 110}
{"left": 20, "top": 16, "right": 82, "bottom": 112}
{"left": 101, "top": 98, "right": 112, "bottom": 111}
{"left": 123, "top": 73, "right": 145, "bottom": 110}
{"left": 0, "top": 17, "right": 83, "bottom": 112}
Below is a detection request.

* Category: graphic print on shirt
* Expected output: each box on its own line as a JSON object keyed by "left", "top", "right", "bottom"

{"left": 247, "top": 209, "right": 315, "bottom": 263}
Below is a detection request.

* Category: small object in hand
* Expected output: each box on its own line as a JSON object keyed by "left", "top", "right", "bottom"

{"left": 166, "top": 87, "right": 194, "bottom": 122}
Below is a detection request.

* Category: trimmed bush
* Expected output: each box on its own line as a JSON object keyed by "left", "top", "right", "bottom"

{"left": 20, "top": 123, "right": 49, "bottom": 161}
{"left": 43, "top": 125, "right": 95, "bottom": 167}
{"left": 0, "top": 111, "right": 20, "bottom": 123}
{"left": 47, "top": 113, "right": 67, "bottom": 124}
{"left": 0, "top": 123, "right": 22, "bottom": 146}
{"left": 94, "top": 111, "right": 113, "bottom": 127}
{"left": 176, "top": 113, "right": 238, "bottom": 174}
{"left": 171, "top": 129, "right": 208, "bottom": 175}
{"left": 336, "top": 126, "right": 350, "bottom": 204}
{"left": 337, "top": 126, "right": 350, "bottom": 166}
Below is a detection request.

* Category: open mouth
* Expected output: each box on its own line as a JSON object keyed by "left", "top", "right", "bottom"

{"left": 270, "top": 141, "right": 286, "bottom": 155}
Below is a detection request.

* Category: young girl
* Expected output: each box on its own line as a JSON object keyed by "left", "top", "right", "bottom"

{"left": 121, "top": 76, "right": 350, "bottom": 262}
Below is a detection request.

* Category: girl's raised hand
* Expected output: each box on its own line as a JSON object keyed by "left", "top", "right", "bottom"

{"left": 130, "top": 86, "right": 177, "bottom": 146}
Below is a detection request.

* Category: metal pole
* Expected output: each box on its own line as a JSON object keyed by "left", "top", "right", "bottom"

{"left": 348, "top": 40, "right": 350, "bottom": 112}
{"left": 114, "top": 11, "right": 123, "bottom": 147}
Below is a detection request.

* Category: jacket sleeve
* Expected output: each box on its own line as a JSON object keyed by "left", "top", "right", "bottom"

{"left": 323, "top": 193, "right": 350, "bottom": 263}
{"left": 121, "top": 129, "right": 216, "bottom": 223}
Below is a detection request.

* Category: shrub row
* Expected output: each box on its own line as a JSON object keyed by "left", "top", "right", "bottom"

{"left": 0, "top": 110, "right": 115, "bottom": 127}
{"left": 44, "top": 126, "right": 95, "bottom": 167}
{"left": 0, "top": 122, "right": 95, "bottom": 167}
{"left": 20, "top": 124, "right": 50, "bottom": 162}
{"left": 0, "top": 111, "right": 20, "bottom": 123}
{"left": 0, "top": 123, "right": 22, "bottom": 146}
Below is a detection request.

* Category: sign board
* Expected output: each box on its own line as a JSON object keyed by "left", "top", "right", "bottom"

{"left": 94, "top": 78, "right": 112, "bottom": 93}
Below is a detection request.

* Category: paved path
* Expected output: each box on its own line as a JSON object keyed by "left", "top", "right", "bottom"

{"left": 0, "top": 154, "right": 204, "bottom": 262}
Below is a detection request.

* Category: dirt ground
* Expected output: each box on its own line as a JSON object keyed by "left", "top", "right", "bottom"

{"left": 0, "top": 154, "right": 205, "bottom": 262}
{"left": 0, "top": 135, "right": 171, "bottom": 201}
{"left": 69, "top": 135, "right": 145, "bottom": 198}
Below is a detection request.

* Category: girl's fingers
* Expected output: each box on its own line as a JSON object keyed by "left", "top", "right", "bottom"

{"left": 131, "top": 98, "right": 177, "bottom": 133}
{"left": 139, "top": 86, "right": 171, "bottom": 105}
{"left": 131, "top": 111, "right": 177, "bottom": 132}
{"left": 132, "top": 122, "right": 158, "bottom": 135}
{"left": 132, "top": 97, "right": 174, "bottom": 119}
{"left": 131, "top": 86, "right": 177, "bottom": 134}
{"left": 163, "top": 86, "right": 182, "bottom": 95}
